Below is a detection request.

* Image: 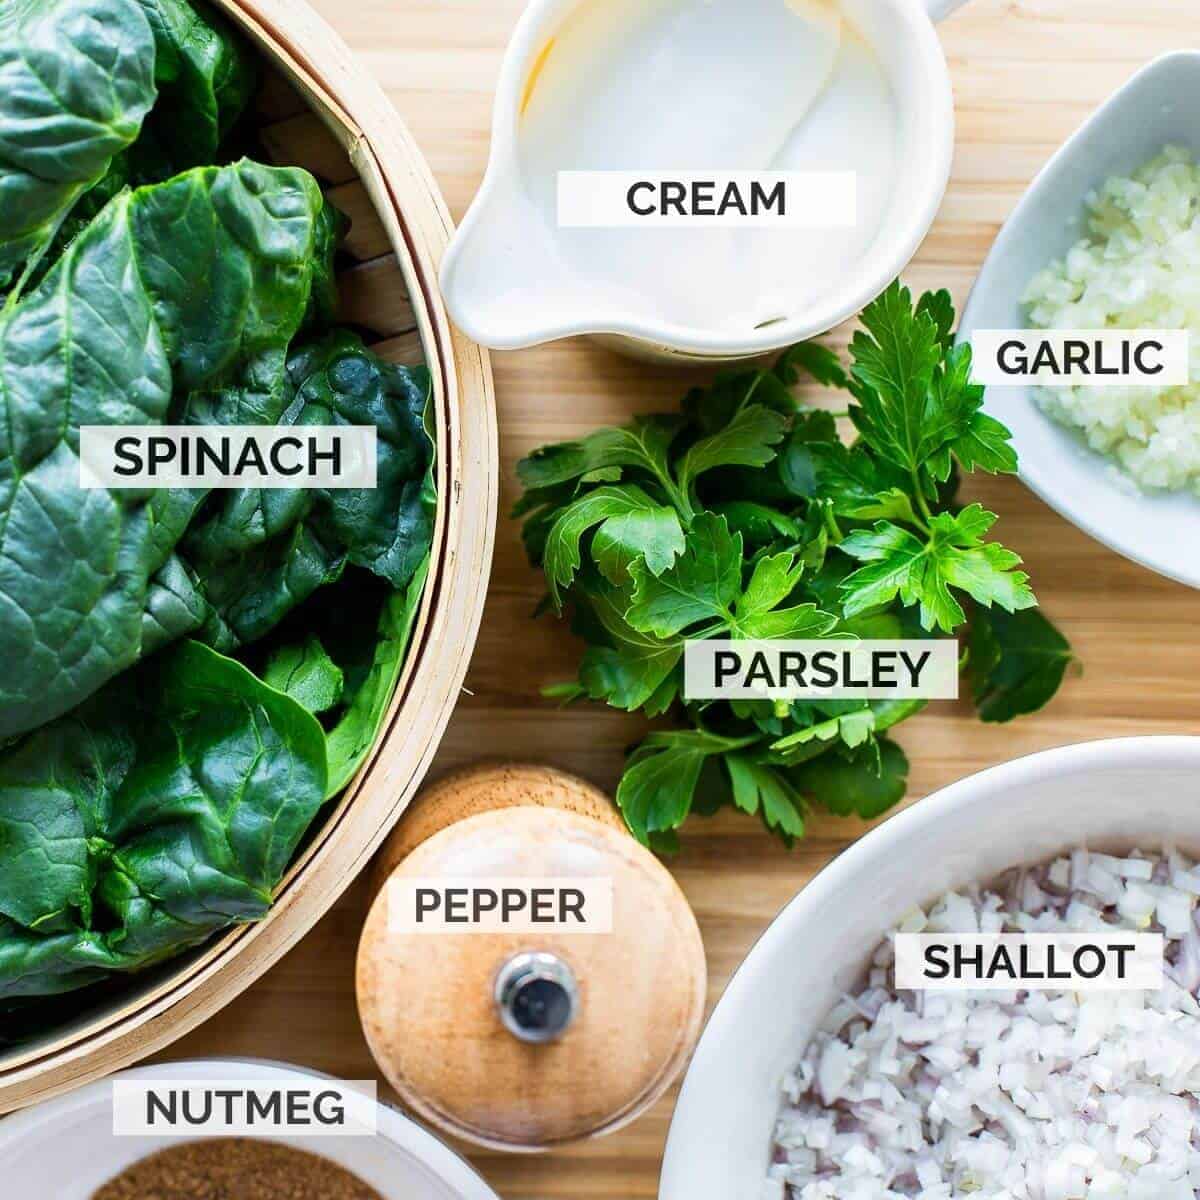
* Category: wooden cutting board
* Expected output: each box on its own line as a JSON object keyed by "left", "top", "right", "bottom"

{"left": 164, "top": 2, "right": 1200, "bottom": 1196}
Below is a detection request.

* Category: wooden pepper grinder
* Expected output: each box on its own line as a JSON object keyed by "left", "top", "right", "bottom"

{"left": 356, "top": 763, "right": 707, "bottom": 1152}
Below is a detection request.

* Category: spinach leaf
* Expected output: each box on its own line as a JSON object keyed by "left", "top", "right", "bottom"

{"left": 323, "top": 556, "right": 429, "bottom": 794}
{"left": 263, "top": 635, "right": 345, "bottom": 715}
{"left": 0, "top": 0, "right": 258, "bottom": 297}
{"left": 0, "top": 0, "right": 157, "bottom": 286}
{"left": 0, "top": 639, "right": 326, "bottom": 1000}
{"left": 178, "top": 331, "right": 436, "bottom": 650}
{"left": 258, "top": 557, "right": 432, "bottom": 797}
{"left": 284, "top": 332, "right": 435, "bottom": 589}
{"left": 134, "top": 0, "right": 257, "bottom": 173}
{"left": 0, "top": 161, "right": 328, "bottom": 739}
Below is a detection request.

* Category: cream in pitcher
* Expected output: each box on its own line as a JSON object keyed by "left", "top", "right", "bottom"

{"left": 441, "top": 0, "right": 935, "bottom": 358}
{"left": 520, "top": 0, "right": 894, "bottom": 332}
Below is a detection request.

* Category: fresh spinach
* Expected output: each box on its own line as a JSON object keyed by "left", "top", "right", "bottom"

{"left": 0, "top": 0, "right": 435, "bottom": 1016}
{"left": 133, "top": 0, "right": 257, "bottom": 172}
{"left": 0, "top": 160, "right": 330, "bottom": 740}
{"left": 178, "top": 331, "right": 435, "bottom": 650}
{"left": 0, "top": 0, "right": 256, "bottom": 296}
{"left": 517, "top": 283, "right": 1073, "bottom": 846}
{"left": 0, "top": 0, "right": 157, "bottom": 287}
{"left": 260, "top": 557, "right": 432, "bottom": 796}
{"left": 0, "top": 323, "right": 435, "bottom": 1005}
{"left": 323, "top": 558, "right": 429, "bottom": 794}
{"left": 0, "top": 640, "right": 327, "bottom": 999}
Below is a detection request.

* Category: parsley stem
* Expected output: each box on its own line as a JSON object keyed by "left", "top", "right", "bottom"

{"left": 737, "top": 370, "right": 766, "bottom": 414}
{"left": 821, "top": 503, "right": 843, "bottom": 543}
{"left": 659, "top": 473, "right": 694, "bottom": 523}
{"left": 910, "top": 470, "right": 934, "bottom": 531}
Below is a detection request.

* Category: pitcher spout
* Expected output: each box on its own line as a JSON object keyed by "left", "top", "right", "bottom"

{"left": 440, "top": 170, "right": 596, "bottom": 350}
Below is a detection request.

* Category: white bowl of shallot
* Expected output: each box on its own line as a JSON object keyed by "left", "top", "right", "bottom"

{"left": 660, "top": 737, "right": 1200, "bottom": 1199}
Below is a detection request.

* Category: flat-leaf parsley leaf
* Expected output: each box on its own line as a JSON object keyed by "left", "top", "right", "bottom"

{"left": 515, "top": 281, "right": 1073, "bottom": 847}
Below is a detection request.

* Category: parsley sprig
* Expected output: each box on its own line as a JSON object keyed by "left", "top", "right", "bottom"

{"left": 516, "top": 283, "right": 1073, "bottom": 848}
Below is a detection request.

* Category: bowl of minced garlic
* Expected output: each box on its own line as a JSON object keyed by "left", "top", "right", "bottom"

{"left": 0, "top": 1062, "right": 501, "bottom": 1200}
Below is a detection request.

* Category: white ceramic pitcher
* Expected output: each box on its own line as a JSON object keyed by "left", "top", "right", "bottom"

{"left": 441, "top": 0, "right": 971, "bottom": 364}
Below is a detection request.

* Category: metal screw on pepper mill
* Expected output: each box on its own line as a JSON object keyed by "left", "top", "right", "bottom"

{"left": 494, "top": 951, "right": 578, "bottom": 1043}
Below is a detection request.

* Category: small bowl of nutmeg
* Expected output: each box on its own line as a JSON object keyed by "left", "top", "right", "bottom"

{"left": 0, "top": 1059, "right": 499, "bottom": 1200}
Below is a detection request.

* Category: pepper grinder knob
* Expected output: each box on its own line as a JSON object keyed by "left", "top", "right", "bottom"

{"left": 494, "top": 951, "right": 578, "bottom": 1043}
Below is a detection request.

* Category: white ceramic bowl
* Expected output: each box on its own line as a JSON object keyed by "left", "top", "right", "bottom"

{"left": 0, "top": 1059, "right": 499, "bottom": 1200}
{"left": 659, "top": 736, "right": 1200, "bottom": 1198}
{"left": 959, "top": 52, "right": 1200, "bottom": 590}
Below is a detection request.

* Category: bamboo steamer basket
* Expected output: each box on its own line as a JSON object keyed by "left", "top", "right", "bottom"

{"left": 0, "top": 0, "right": 496, "bottom": 1111}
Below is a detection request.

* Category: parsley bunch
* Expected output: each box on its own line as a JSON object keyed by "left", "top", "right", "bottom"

{"left": 516, "top": 283, "right": 1072, "bottom": 848}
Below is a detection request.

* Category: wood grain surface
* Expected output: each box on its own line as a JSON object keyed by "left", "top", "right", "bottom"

{"left": 163, "top": 2, "right": 1200, "bottom": 1196}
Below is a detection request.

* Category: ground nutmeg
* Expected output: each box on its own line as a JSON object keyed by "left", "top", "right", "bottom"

{"left": 92, "top": 1137, "right": 385, "bottom": 1199}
